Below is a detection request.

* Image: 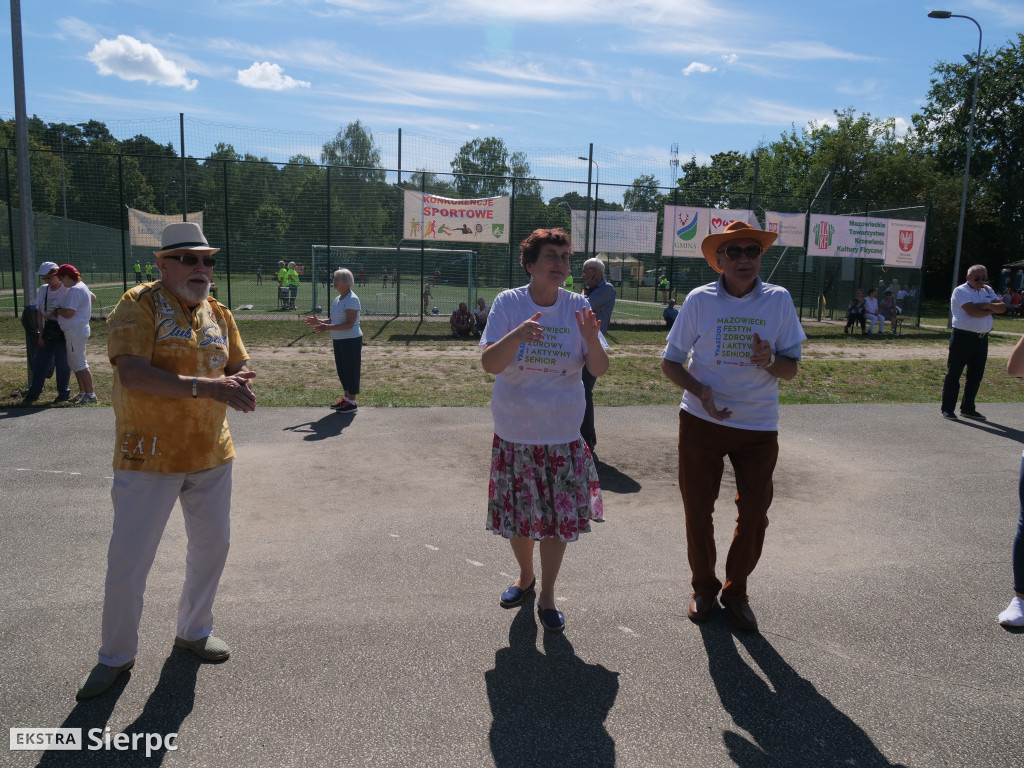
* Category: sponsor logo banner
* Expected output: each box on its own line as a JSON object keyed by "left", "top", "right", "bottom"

{"left": 403, "top": 190, "right": 509, "bottom": 243}
{"left": 763, "top": 211, "right": 807, "bottom": 248}
{"left": 662, "top": 206, "right": 708, "bottom": 258}
{"left": 807, "top": 214, "right": 888, "bottom": 259}
{"left": 570, "top": 209, "right": 657, "bottom": 254}
{"left": 127, "top": 210, "right": 204, "bottom": 248}
{"left": 708, "top": 209, "right": 757, "bottom": 234}
{"left": 884, "top": 219, "right": 926, "bottom": 268}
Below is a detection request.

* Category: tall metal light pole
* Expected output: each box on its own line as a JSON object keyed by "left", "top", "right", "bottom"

{"left": 578, "top": 155, "right": 599, "bottom": 257}
{"left": 928, "top": 10, "right": 983, "bottom": 324}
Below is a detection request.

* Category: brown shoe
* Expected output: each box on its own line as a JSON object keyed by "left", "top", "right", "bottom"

{"left": 721, "top": 598, "right": 758, "bottom": 631}
{"left": 687, "top": 594, "right": 715, "bottom": 622}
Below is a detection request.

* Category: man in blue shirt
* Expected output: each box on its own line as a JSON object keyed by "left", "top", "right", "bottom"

{"left": 580, "top": 258, "right": 615, "bottom": 455}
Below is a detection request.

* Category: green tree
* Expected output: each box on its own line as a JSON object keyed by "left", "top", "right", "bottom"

{"left": 623, "top": 174, "right": 663, "bottom": 212}
{"left": 321, "top": 120, "right": 385, "bottom": 184}
{"left": 451, "top": 137, "right": 511, "bottom": 197}
{"left": 913, "top": 34, "right": 1024, "bottom": 277}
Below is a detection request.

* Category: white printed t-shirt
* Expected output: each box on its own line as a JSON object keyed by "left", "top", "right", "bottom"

{"left": 58, "top": 281, "right": 92, "bottom": 333}
{"left": 481, "top": 286, "right": 607, "bottom": 445}
{"left": 329, "top": 291, "right": 362, "bottom": 340}
{"left": 663, "top": 277, "right": 806, "bottom": 432}
{"left": 950, "top": 281, "right": 999, "bottom": 333}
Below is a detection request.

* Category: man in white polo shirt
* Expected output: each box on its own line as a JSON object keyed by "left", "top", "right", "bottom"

{"left": 661, "top": 221, "right": 805, "bottom": 631}
{"left": 941, "top": 264, "right": 1005, "bottom": 421}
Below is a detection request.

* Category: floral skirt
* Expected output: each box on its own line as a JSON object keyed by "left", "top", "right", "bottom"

{"left": 486, "top": 434, "right": 604, "bottom": 542}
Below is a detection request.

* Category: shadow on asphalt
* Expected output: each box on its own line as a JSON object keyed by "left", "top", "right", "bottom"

{"left": 949, "top": 417, "right": 1024, "bottom": 445}
{"left": 485, "top": 595, "right": 619, "bottom": 768}
{"left": 37, "top": 649, "right": 201, "bottom": 767}
{"left": 282, "top": 411, "right": 356, "bottom": 441}
{"left": 593, "top": 458, "right": 641, "bottom": 495}
{"left": 699, "top": 622, "right": 907, "bottom": 767}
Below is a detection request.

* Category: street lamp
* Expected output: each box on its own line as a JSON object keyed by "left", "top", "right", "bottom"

{"left": 577, "top": 156, "right": 599, "bottom": 257}
{"left": 928, "top": 10, "right": 983, "bottom": 324}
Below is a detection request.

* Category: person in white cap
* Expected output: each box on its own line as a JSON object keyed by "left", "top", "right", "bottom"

{"left": 77, "top": 221, "right": 256, "bottom": 700}
{"left": 21, "top": 262, "right": 72, "bottom": 404}
{"left": 661, "top": 221, "right": 806, "bottom": 632}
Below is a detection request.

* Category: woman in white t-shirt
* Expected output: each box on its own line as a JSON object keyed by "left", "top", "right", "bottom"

{"left": 305, "top": 268, "right": 362, "bottom": 414}
{"left": 54, "top": 264, "right": 98, "bottom": 404}
{"left": 480, "top": 228, "right": 609, "bottom": 633}
{"left": 473, "top": 297, "right": 489, "bottom": 335}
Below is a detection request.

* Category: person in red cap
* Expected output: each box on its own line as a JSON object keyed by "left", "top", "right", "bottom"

{"left": 54, "top": 264, "right": 98, "bottom": 404}
{"left": 660, "top": 220, "right": 806, "bottom": 632}
{"left": 21, "top": 262, "right": 72, "bottom": 404}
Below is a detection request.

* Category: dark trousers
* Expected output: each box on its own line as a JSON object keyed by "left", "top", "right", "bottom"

{"left": 27, "top": 339, "right": 71, "bottom": 399}
{"left": 678, "top": 410, "right": 779, "bottom": 603}
{"left": 332, "top": 337, "right": 362, "bottom": 396}
{"left": 581, "top": 365, "right": 597, "bottom": 450}
{"left": 941, "top": 329, "right": 989, "bottom": 413}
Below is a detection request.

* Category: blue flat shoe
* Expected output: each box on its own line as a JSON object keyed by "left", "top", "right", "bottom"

{"left": 538, "top": 606, "right": 565, "bottom": 633}
{"left": 499, "top": 577, "right": 536, "bottom": 608}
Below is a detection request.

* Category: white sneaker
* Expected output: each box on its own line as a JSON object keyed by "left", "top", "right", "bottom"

{"left": 997, "top": 596, "right": 1024, "bottom": 627}
{"left": 80, "top": 393, "right": 99, "bottom": 404}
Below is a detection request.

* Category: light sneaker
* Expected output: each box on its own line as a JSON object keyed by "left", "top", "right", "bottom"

{"left": 998, "top": 596, "right": 1024, "bottom": 627}
{"left": 79, "top": 393, "right": 99, "bottom": 405}
{"left": 76, "top": 659, "right": 134, "bottom": 700}
{"left": 174, "top": 635, "right": 231, "bottom": 661}
{"left": 70, "top": 393, "right": 85, "bottom": 404}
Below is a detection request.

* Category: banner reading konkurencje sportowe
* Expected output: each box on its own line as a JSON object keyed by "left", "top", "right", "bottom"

{"left": 403, "top": 190, "right": 510, "bottom": 243}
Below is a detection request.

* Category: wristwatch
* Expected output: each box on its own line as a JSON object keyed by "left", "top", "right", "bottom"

{"left": 761, "top": 351, "right": 776, "bottom": 368}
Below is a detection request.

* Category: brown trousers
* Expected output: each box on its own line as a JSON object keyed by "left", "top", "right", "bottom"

{"left": 677, "top": 409, "right": 779, "bottom": 603}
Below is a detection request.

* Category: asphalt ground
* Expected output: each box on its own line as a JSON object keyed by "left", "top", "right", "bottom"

{"left": 1, "top": 403, "right": 1022, "bottom": 767}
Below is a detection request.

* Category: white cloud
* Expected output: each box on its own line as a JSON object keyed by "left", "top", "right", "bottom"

{"left": 237, "top": 62, "right": 311, "bottom": 90}
{"left": 55, "top": 17, "right": 101, "bottom": 42}
{"left": 721, "top": 54, "right": 737, "bottom": 65}
{"left": 87, "top": 35, "right": 197, "bottom": 90}
{"left": 682, "top": 61, "right": 716, "bottom": 76}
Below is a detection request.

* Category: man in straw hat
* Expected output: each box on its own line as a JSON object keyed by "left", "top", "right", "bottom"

{"left": 77, "top": 221, "right": 256, "bottom": 699}
{"left": 660, "top": 220, "right": 806, "bottom": 631}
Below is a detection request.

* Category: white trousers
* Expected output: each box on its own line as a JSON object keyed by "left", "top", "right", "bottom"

{"left": 865, "top": 313, "right": 884, "bottom": 333}
{"left": 98, "top": 462, "right": 232, "bottom": 666}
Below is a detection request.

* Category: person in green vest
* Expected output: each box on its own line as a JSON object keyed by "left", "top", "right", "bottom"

{"left": 133, "top": 261, "right": 142, "bottom": 283}
{"left": 659, "top": 275, "right": 670, "bottom": 303}
{"left": 563, "top": 272, "right": 574, "bottom": 290}
{"left": 145, "top": 263, "right": 153, "bottom": 282}
{"left": 285, "top": 262, "right": 300, "bottom": 309}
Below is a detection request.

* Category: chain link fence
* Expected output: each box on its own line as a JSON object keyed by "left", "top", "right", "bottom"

{"left": 1, "top": 147, "right": 927, "bottom": 324}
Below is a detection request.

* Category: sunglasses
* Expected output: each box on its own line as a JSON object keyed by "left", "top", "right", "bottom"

{"left": 161, "top": 254, "right": 216, "bottom": 268}
{"left": 970, "top": 276, "right": 987, "bottom": 282}
{"left": 718, "top": 245, "right": 763, "bottom": 260}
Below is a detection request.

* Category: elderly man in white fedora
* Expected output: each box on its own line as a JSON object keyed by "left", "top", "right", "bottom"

{"left": 660, "top": 220, "right": 806, "bottom": 631}
{"left": 77, "top": 221, "right": 257, "bottom": 699}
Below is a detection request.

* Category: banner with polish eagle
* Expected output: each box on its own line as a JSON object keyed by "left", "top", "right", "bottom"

{"left": 884, "top": 219, "right": 926, "bottom": 268}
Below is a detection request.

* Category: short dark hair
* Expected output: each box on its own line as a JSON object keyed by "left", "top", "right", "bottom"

{"left": 520, "top": 228, "right": 572, "bottom": 272}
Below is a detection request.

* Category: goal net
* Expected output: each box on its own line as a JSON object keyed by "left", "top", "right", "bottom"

{"left": 309, "top": 245, "right": 476, "bottom": 317}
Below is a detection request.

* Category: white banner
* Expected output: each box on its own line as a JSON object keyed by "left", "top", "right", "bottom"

{"left": 708, "top": 209, "right": 757, "bottom": 234}
{"left": 662, "top": 206, "right": 708, "bottom": 258}
{"left": 763, "top": 211, "right": 807, "bottom": 248}
{"left": 127, "top": 209, "right": 204, "bottom": 248}
{"left": 570, "top": 209, "right": 657, "bottom": 254}
{"left": 884, "top": 219, "right": 926, "bottom": 268}
{"left": 807, "top": 214, "right": 887, "bottom": 259}
{"left": 403, "top": 190, "right": 509, "bottom": 243}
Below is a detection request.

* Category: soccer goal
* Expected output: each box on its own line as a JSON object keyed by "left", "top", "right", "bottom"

{"left": 309, "top": 245, "right": 476, "bottom": 316}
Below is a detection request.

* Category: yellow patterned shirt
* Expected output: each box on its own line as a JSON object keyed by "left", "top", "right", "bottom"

{"left": 106, "top": 283, "right": 249, "bottom": 473}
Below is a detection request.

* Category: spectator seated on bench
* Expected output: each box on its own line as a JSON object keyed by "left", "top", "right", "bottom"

{"left": 845, "top": 289, "right": 866, "bottom": 335}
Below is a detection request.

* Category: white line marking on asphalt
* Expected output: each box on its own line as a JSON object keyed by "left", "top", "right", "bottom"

{"left": 467, "top": 559, "right": 484, "bottom": 567}
{"left": 618, "top": 626, "right": 635, "bottom": 635}
{"left": 425, "top": 544, "right": 439, "bottom": 551}
{"left": 390, "top": 534, "right": 400, "bottom": 538}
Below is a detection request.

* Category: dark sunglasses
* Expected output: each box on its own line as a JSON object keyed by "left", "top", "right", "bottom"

{"left": 161, "top": 254, "right": 216, "bottom": 268}
{"left": 718, "top": 245, "right": 763, "bottom": 260}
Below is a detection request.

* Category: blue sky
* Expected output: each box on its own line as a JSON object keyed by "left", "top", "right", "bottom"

{"left": 3, "top": 0, "right": 1024, "bottom": 188}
